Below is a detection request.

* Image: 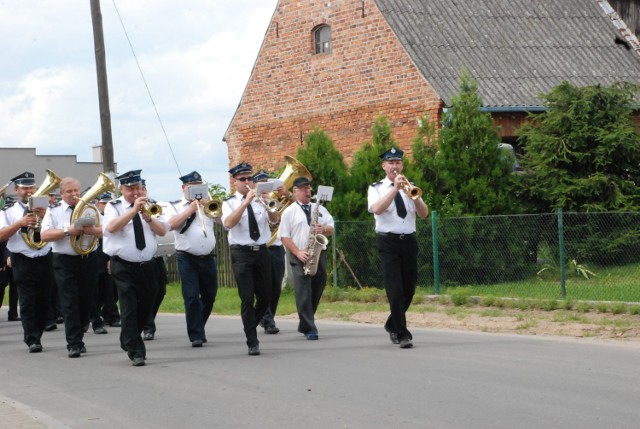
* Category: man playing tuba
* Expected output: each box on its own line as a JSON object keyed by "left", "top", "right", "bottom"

{"left": 0, "top": 172, "right": 53, "bottom": 353}
{"left": 41, "top": 177, "right": 105, "bottom": 358}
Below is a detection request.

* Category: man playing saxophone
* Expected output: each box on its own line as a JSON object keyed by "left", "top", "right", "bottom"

{"left": 368, "top": 148, "right": 429, "bottom": 349}
{"left": 278, "top": 176, "right": 334, "bottom": 340}
{"left": 0, "top": 172, "right": 53, "bottom": 353}
{"left": 41, "top": 177, "right": 104, "bottom": 358}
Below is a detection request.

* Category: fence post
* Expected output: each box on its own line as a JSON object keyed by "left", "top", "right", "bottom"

{"left": 332, "top": 223, "right": 338, "bottom": 287}
{"left": 557, "top": 207, "right": 566, "bottom": 298}
{"left": 432, "top": 210, "right": 440, "bottom": 294}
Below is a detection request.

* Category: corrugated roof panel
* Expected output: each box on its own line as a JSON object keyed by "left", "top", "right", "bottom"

{"left": 375, "top": 0, "right": 640, "bottom": 107}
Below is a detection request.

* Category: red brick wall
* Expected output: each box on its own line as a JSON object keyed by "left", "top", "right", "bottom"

{"left": 225, "top": 0, "right": 442, "bottom": 172}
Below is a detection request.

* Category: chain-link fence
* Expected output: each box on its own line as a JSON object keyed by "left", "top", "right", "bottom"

{"left": 332, "top": 210, "right": 640, "bottom": 303}
{"left": 165, "top": 210, "right": 640, "bottom": 303}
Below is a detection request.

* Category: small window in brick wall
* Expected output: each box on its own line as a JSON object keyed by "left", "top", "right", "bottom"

{"left": 314, "top": 25, "right": 332, "bottom": 54}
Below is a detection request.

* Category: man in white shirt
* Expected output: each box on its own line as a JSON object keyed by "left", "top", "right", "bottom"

{"left": 221, "top": 162, "right": 279, "bottom": 356}
{"left": 368, "top": 148, "right": 429, "bottom": 349}
{"left": 41, "top": 177, "right": 103, "bottom": 358}
{"left": 102, "top": 170, "right": 169, "bottom": 366}
{"left": 278, "top": 176, "right": 334, "bottom": 340}
{"left": 0, "top": 172, "right": 52, "bottom": 353}
{"left": 167, "top": 170, "right": 219, "bottom": 347}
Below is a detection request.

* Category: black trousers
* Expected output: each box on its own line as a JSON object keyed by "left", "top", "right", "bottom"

{"left": 260, "top": 245, "right": 285, "bottom": 328}
{"left": 110, "top": 256, "right": 158, "bottom": 360}
{"left": 53, "top": 253, "right": 98, "bottom": 350}
{"left": 0, "top": 267, "right": 19, "bottom": 319}
{"left": 230, "top": 245, "right": 272, "bottom": 347}
{"left": 144, "top": 257, "right": 167, "bottom": 335}
{"left": 96, "top": 270, "right": 120, "bottom": 325}
{"left": 376, "top": 233, "right": 418, "bottom": 340}
{"left": 177, "top": 252, "right": 218, "bottom": 342}
{"left": 288, "top": 252, "right": 327, "bottom": 335}
{"left": 11, "top": 252, "right": 52, "bottom": 347}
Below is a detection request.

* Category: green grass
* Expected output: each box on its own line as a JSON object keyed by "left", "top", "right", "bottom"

{"left": 437, "top": 263, "right": 640, "bottom": 303}
{"left": 156, "top": 262, "right": 640, "bottom": 319}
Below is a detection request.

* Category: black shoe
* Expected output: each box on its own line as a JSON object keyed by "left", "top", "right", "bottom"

{"left": 143, "top": 332, "right": 154, "bottom": 341}
{"left": 248, "top": 345, "right": 260, "bottom": 356}
{"left": 131, "top": 356, "right": 145, "bottom": 367}
{"left": 83, "top": 323, "right": 89, "bottom": 333}
{"left": 93, "top": 326, "right": 108, "bottom": 334}
{"left": 68, "top": 348, "right": 81, "bottom": 358}
{"left": 108, "top": 320, "right": 121, "bottom": 327}
{"left": 389, "top": 332, "right": 400, "bottom": 345}
{"left": 399, "top": 338, "right": 413, "bottom": 349}
{"left": 8, "top": 315, "right": 21, "bottom": 322}
{"left": 44, "top": 323, "right": 57, "bottom": 332}
{"left": 80, "top": 346, "right": 87, "bottom": 354}
{"left": 56, "top": 316, "right": 64, "bottom": 324}
{"left": 265, "top": 326, "right": 280, "bottom": 334}
{"left": 191, "top": 339, "right": 203, "bottom": 348}
{"left": 28, "top": 343, "right": 43, "bottom": 353}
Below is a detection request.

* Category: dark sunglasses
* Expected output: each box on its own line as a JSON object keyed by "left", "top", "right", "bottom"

{"left": 236, "top": 177, "right": 254, "bottom": 182}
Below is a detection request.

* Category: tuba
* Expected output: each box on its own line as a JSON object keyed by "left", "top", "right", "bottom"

{"left": 267, "top": 156, "right": 313, "bottom": 246}
{"left": 21, "top": 169, "right": 61, "bottom": 249}
{"left": 70, "top": 173, "right": 115, "bottom": 255}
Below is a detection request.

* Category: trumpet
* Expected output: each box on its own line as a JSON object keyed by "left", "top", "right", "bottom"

{"left": 246, "top": 184, "right": 280, "bottom": 213}
{"left": 394, "top": 170, "right": 422, "bottom": 200}
{"left": 141, "top": 201, "right": 162, "bottom": 217}
{"left": 195, "top": 194, "right": 222, "bottom": 238}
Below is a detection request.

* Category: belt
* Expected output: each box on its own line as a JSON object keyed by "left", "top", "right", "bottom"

{"left": 230, "top": 244, "right": 266, "bottom": 252}
{"left": 111, "top": 255, "right": 152, "bottom": 266}
{"left": 176, "top": 250, "right": 215, "bottom": 259}
{"left": 377, "top": 232, "right": 415, "bottom": 240}
{"left": 56, "top": 252, "right": 94, "bottom": 260}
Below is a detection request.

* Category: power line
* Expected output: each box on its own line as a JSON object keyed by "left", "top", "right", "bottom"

{"left": 110, "top": 0, "right": 182, "bottom": 177}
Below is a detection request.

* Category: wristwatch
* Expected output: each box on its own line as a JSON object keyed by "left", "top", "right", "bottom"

{"left": 63, "top": 226, "right": 70, "bottom": 237}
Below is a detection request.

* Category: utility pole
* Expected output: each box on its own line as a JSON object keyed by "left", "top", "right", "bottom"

{"left": 90, "top": 0, "right": 115, "bottom": 176}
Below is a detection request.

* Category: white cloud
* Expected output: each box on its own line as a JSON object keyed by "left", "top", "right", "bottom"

{"left": 0, "top": 0, "right": 278, "bottom": 200}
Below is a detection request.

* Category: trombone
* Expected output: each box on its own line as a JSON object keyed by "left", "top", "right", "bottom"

{"left": 245, "top": 184, "right": 280, "bottom": 213}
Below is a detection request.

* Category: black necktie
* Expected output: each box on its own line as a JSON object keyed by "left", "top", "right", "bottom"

{"left": 69, "top": 205, "right": 75, "bottom": 222}
{"left": 394, "top": 193, "right": 407, "bottom": 219}
{"left": 180, "top": 213, "right": 196, "bottom": 234}
{"left": 131, "top": 205, "right": 146, "bottom": 250}
{"left": 247, "top": 204, "right": 260, "bottom": 241}
{"left": 302, "top": 204, "right": 311, "bottom": 226}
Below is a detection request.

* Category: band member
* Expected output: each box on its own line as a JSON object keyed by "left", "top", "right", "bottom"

{"left": 0, "top": 172, "right": 53, "bottom": 353}
{"left": 41, "top": 177, "right": 103, "bottom": 358}
{"left": 253, "top": 170, "right": 288, "bottom": 334}
{"left": 140, "top": 181, "right": 168, "bottom": 341}
{"left": 278, "top": 176, "right": 334, "bottom": 340}
{"left": 368, "top": 148, "right": 429, "bottom": 349}
{"left": 167, "top": 171, "right": 219, "bottom": 347}
{"left": 102, "top": 170, "right": 169, "bottom": 366}
{"left": 94, "top": 192, "right": 120, "bottom": 327}
{"left": 1, "top": 240, "right": 20, "bottom": 321}
{"left": 221, "top": 162, "right": 278, "bottom": 356}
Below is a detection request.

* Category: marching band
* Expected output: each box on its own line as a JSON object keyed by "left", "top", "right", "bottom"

{"left": 0, "top": 149, "right": 428, "bottom": 364}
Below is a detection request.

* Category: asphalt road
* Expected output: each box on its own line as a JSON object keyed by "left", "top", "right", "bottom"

{"left": 1, "top": 308, "right": 639, "bottom": 429}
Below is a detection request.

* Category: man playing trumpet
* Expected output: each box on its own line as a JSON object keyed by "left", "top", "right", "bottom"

{"left": 368, "top": 148, "right": 429, "bottom": 349}
{"left": 167, "top": 171, "right": 220, "bottom": 348}
{"left": 222, "top": 162, "right": 278, "bottom": 356}
{"left": 102, "top": 170, "right": 169, "bottom": 366}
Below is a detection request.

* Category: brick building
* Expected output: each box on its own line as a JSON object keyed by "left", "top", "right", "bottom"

{"left": 224, "top": 0, "right": 640, "bottom": 171}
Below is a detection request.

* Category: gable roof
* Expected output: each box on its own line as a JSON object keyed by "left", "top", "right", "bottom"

{"left": 375, "top": 0, "right": 640, "bottom": 108}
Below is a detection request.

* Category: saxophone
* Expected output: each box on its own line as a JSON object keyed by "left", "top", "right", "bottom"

{"left": 303, "top": 200, "right": 329, "bottom": 276}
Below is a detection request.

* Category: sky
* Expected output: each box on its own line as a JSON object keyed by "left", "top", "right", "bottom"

{"left": 0, "top": 0, "right": 279, "bottom": 201}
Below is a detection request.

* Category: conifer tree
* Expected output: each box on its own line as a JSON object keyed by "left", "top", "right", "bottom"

{"left": 436, "top": 68, "right": 516, "bottom": 215}
{"left": 515, "top": 81, "right": 640, "bottom": 212}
